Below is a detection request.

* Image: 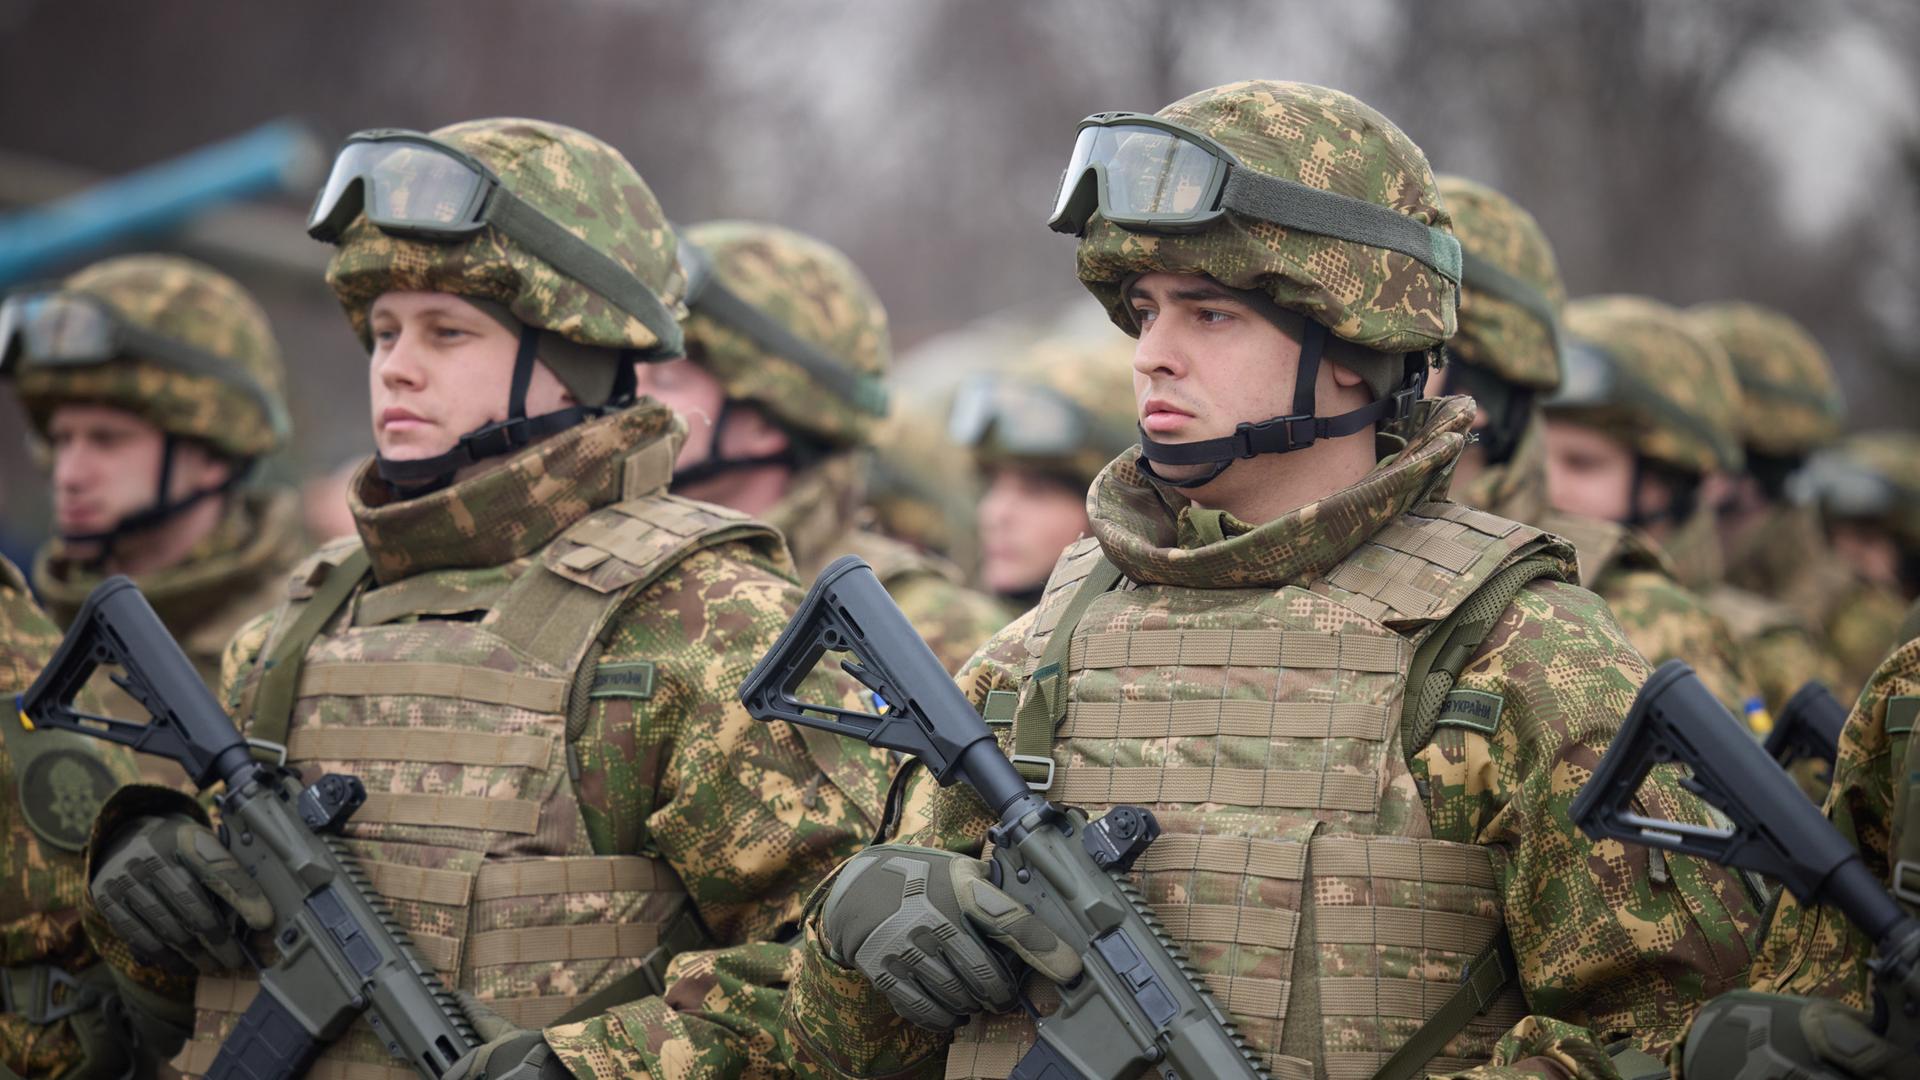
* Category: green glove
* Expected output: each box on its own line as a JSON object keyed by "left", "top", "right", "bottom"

{"left": 443, "top": 992, "right": 571, "bottom": 1080}
{"left": 1683, "top": 990, "right": 1919, "bottom": 1079}
{"left": 89, "top": 814, "right": 274, "bottom": 973}
{"left": 819, "top": 844, "right": 1082, "bottom": 1031}
{"left": 1800, "top": 999, "right": 1917, "bottom": 1080}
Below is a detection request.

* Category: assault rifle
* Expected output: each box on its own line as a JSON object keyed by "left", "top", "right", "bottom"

{"left": 741, "top": 555, "right": 1267, "bottom": 1080}
{"left": 17, "top": 576, "right": 477, "bottom": 1080}
{"left": 1571, "top": 660, "right": 1920, "bottom": 1076}
{"left": 1764, "top": 679, "right": 1847, "bottom": 773}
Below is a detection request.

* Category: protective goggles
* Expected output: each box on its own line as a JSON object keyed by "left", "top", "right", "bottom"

{"left": 1790, "top": 450, "right": 1901, "bottom": 519}
{"left": 947, "top": 371, "right": 1133, "bottom": 459}
{"left": 1047, "top": 112, "right": 1462, "bottom": 285}
{"left": 306, "top": 129, "right": 681, "bottom": 355}
{"left": 0, "top": 288, "right": 289, "bottom": 439}
{"left": 1548, "top": 339, "right": 1737, "bottom": 470}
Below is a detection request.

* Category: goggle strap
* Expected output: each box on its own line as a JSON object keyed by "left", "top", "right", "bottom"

{"left": 1459, "top": 250, "right": 1560, "bottom": 354}
{"left": 489, "top": 194, "right": 685, "bottom": 357}
{"left": 683, "top": 242, "right": 889, "bottom": 418}
{"left": 1221, "top": 168, "right": 1462, "bottom": 284}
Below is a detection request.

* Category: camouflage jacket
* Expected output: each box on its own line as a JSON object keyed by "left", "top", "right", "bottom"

{"left": 93, "top": 404, "right": 887, "bottom": 1080}
{"left": 1, "top": 556, "right": 141, "bottom": 1079}
{"left": 1751, "top": 627, "right": 1920, "bottom": 1006}
{"left": 767, "top": 453, "right": 1012, "bottom": 675}
{"left": 33, "top": 488, "right": 305, "bottom": 788}
{"left": 782, "top": 398, "right": 1759, "bottom": 1080}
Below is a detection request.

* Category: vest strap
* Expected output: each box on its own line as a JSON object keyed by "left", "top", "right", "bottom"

{"left": 0, "top": 962, "right": 101, "bottom": 1024}
{"left": 1010, "top": 556, "right": 1122, "bottom": 787}
{"left": 1367, "top": 930, "right": 1517, "bottom": 1080}
{"left": 548, "top": 904, "right": 714, "bottom": 1027}
{"left": 295, "top": 660, "right": 570, "bottom": 713}
{"left": 289, "top": 727, "right": 550, "bottom": 771}
{"left": 1893, "top": 696, "right": 1920, "bottom": 915}
{"left": 250, "top": 547, "right": 371, "bottom": 756}
{"left": 354, "top": 792, "right": 541, "bottom": 834}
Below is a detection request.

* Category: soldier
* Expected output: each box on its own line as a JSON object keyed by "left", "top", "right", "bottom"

{"left": 0, "top": 555, "right": 157, "bottom": 1080}
{"left": 946, "top": 332, "right": 1137, "bottom": 610}
{"left": 1, "top": 254, "right": 305, "bottom": 785}
{"left": 1539, "top": 295, "right": 1762, "bottom": 716}
{"left": 782, "top": 81, "right": 1758, "bottom": 1079}
{"left": 1796, "top": 431, "right": 1920, "bottom": 684}
{"left": 81, "top": 119, "right": 886, "bottom": 1080}
{"left": 867, "top": 394, "right": 984, "bottom": 575}
{"left": 634, "top": 220, "right": 1009, "bottom": 672}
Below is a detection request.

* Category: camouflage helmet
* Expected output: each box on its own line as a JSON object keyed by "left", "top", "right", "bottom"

{"left": 1683, "top": 301, "right": 1843, "bottom": 459}
{"left": 323, "top": 118, "right": 688, "bottom": 355}
{"left": 952, "top": 331, "right": 1139, "bottom": 488}
{"left": 867, "top": 392, "right": 983, "bottom": 571}
{"left": 680, "top": 220, "right": 890, "bottom": 448}
{"left": 1799, "top": 430, "right": 1920, "bottom": 549}
{"left": 7, "top": 253, "right": 289, "bottom": 460}
{"left": 1549, "top": 295, "right": 1744, "bottom": 477}
{"left": 1435, "top": 175, "right": 1564, "bottom": 390}
{"left": 1074, "top": 80, "right": 1459, "bottom": 357}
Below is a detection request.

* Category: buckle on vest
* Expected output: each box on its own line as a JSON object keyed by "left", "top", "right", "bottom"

{"left": 0, "top": 964, "right": 97, "bottom": 1024}
{"left": 1895, "top": 860, "right": 1920, "bottom": 908}
{"left": 1011, "top": 754, "right": 1056, "bottom": 792}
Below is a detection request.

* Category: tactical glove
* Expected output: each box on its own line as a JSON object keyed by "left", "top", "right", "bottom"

{"left": 442, "top": 992, "right": 571, "bottom": 1080}
{"left": 89, "top": 814, "right": 273, "bottom": 973}
{"left": 1683, "top": 990, "right": 1919, "bottom": 1080}
{"left": 819, "top": 844, "right": 1082, "bottom": 1031}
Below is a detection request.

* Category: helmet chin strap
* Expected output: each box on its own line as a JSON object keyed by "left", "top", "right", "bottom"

{"left": 1621, "top": 453, "right": 1700, "bottom": 531}
{"left": 669, "top": 397, "right": 807, "bottom": 488}
{"left": 59, "top": 433, "right": 250, "bottom": 565}
{"left": 1135, "top": 320, "right": 1423, "bottom": 490}
{"left": 376, "top": 326, "right": 635, "bottom": 497}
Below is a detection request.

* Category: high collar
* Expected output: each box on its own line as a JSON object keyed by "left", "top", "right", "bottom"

{"left": 1089, "top": 395, "right": 1473, "bottom": 589}
{"left": 36, "top": 488, "right": 306, "bottom": 630}
{"left": 1451, "top": 411, "right": 1549, "bottom": 527}
{"left": 350, "top": 401, "right": 684, "bottom": 585}
{"left": 765, "top": 452, "right": 866, "bottom": 583}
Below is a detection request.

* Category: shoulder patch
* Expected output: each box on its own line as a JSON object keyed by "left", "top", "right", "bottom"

{"left": 1435, "top": 688, "right": 1505, "bottom": 736}
{"left": 1887, "top": 695, "right": 1920, "bottom": 736}
{"left": 589, "top": 661, "right": 657, "bottom": 700}
{"left": 20, "top": 746, "right": 119, "bottom": 853}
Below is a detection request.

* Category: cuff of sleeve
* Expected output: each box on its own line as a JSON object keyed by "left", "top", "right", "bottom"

{"left": 1446, "top": 1015, "right": 1630, "bottom": 1080}
{"left": 544, "top": 1005, "right": 659, "bottom": 1080}
{"left": 786, "top": 918, "right": 947, "bottom": 1078}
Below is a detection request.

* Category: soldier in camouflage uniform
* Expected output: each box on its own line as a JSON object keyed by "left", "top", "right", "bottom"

{"left": 2, "top": 254, "right": 305, "bottom": 786}
{"left": 633, "top": 220, "right": 1010, "bottom": 673}
{"left": 0, "top": 554, "right": 159, "bottom": 1079}
{"left": 1539, "top": 295, "right": 1763, "bottom": 717}
{"left": 782, "top": 81, "right": 1759, "bottom": 1080}
{"left": 81, "top": 119, "right": 888, "bottom": 1080}
{"left": 867, "top": 394, "right": 984, "bottom": 576}
{"left": 1796, "top": 431, "right": 1920, "bottom": 686}
{"left": 947, "top": 332, "right": 1137, "bottom": 610}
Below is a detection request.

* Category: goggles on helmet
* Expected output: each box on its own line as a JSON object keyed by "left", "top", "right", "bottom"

{"left": 306, "top": 129, "right": 682, "bottom": 356}
{"left": 1791, "top": 449, "right": 1903, "bottom": 520}
{"left": 1047, "top": 112, "right": 1462, "bottom": 285}
{"left": 0, "top": 288, "right": 290, "bottom": 441}
{"left": 1547, "top": 339, "right": 1738, "bottom": 474}
{"left": 947, "top": 371, "right": 1133, "bottom": 460}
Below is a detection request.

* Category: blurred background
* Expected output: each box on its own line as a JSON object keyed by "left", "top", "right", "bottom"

{"left": 2, "top": 0, "right": 1917, "bottom": 549}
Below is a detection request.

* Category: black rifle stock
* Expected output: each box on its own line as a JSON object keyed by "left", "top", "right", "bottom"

{"left": 17, "top": 576, "right": 477, "bottom": 1080}
{"left": 1764, "top": 680, "right": 1847, "bottom": 772}
{"left": 1570, "top": 660, "right": 1920, "bottom": 1059}
{"left": 740, "top": 556, "right": 1268, "bottom": 1080}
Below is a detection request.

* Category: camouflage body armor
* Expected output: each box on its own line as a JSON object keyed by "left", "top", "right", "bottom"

{"left": 174, "top": 408, "right": 781, "bottom": 1078}
{"left": 945, "top": 400, "right": 1561, "bottom": 1080}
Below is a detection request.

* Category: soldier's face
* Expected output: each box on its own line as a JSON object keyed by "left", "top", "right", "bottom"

{"left": 1544, "top": 420, "right": 1638, "bottom": 523}
{"left": 977, "top": 466, "right": 1088, "bottom": 597}
{"left": 1829, "top": 520, "right": 1904, "bottom": 591}
{"left": 366, "top": 292, "right": 573, "bottom": 462}
{"left": 46, "top": 404, "right": 226, "bottom": 539}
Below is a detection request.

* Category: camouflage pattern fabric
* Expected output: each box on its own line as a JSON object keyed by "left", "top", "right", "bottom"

{"left": 865, "top": 392, "right": 983, "bottom": 573}
{"left": 1076, "top": 80, "right": 1458, "bottom": 355}
{"left": 1435, "top": 175, "right": 1564, "bottom": 390}
{"left": 1827, "top": 429, "right": 1920, "bottom": 552}
{"left": 1555, "top": 296, "right": 1745, "bottom": 478}
{"left": 682, "top": 220, "right": 890, "bottom": 448}
{"left": 11, "top": 253, "right": 289, "bottom": 459}
{"left": 782, "top": 397, "right": 1759, "bottom": 1079}
{"left": 968, "top": 332, "right": 1140, "bottom": 491}
{"left": 1587, "top": 564, "right": 1755, "bottom": 719}
{"left": 768, "top": 455, "right": 1012, "bottom": 675}
{"left": 1751, "top": 629, "right": 1920, "bottom": 1007}
{"left": 0, "top": 557, "right": 141, "bottom": 1078}
{"left": 31, "top": 489, "right": 306, "bottom": 788}
{"left": 1705, "top": 584, "right": 1843, "bottom": 719}
{"left": 1452, "top": 408, "right": 1551, "bottom": 526}
{"left": 1829, "top": 581, "right": 1911, "bottom": 699}
{"left": 1683, "top": 301, "right": 1843, "bottom": 459}
{"left": 327, "top": 118, "right": 688, "bottom": 355}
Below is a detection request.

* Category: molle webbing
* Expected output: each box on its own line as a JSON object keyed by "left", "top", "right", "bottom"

{"left": 293, "top": 661, "right": 570, "bottom": 713}
{"left": 248, "top": 546, "right": 371, "bottom": 755}
{"left": 287, "top": 727, "right": 551, "bottom": 771}
{"left": 1400, "top": 553, "right": 1563, "bottom": 759}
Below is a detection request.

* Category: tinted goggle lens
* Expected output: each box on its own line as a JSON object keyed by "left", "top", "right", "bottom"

{"left": 949, "top": 374, "right": 1088, "bottom": 456}
{"left": 0, "top": 293, "right": 117, "bottom": 373}
{"left": 1049, "top": 122, "right": 1226, "bottom": 234}
{"left": 308, "top": 138, "right": 490, "bottom": 241}
{"left": 1547, "top": 340, "right": 1620, "bottom": 409}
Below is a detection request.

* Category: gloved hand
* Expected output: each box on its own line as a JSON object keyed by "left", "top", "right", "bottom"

{"left": 819, "top": 844, "right": 1082, "bottom": 1031}
{"left": 1682, "top": 989, "right": 1918, "bottom": 1080}
{"left": 1799, "top": 999, "right": 1917, "bottom": 1080}
{"left": 443, "top": 992, "right": 570, "bottom": 1080}
{"left": 89, "top": 814, "right": 273, "bottom": 973}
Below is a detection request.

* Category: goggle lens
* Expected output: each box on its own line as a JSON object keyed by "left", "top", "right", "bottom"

{"left": 308, "top": 137, "right": 490, "bottom": 240}
{"left": 1050, "top": 121, "right": 1227, "bottom": 234}
{"left": 949, "top": 373, "right": 1091, "bottom": 456}
{"left": 0, "top": 293, "right": 117, "bottom": 369}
